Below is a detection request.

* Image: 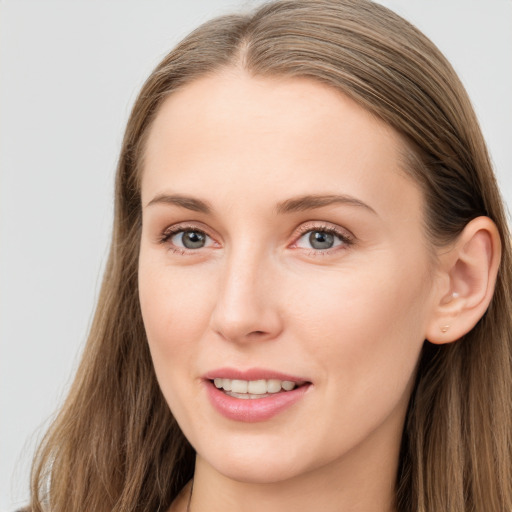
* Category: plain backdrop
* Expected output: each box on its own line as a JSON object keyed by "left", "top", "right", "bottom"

{"left": 1, "top": 1, "right": 511, "bottom": 510}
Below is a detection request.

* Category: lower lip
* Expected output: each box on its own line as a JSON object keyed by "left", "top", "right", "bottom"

{"left": 204, "top": 380, "right": 311, "bottom": 422}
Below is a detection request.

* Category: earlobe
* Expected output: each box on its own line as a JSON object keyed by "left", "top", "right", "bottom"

{"left": 426, "top": 217, "right": 501, "bottom": 345}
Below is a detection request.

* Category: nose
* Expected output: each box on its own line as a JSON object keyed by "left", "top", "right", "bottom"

{"left": 209, "top": 245, "right": 283, "bottom": 344}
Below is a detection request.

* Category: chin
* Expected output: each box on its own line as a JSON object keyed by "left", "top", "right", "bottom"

{"left": 199, "top": 442, "right": 309, "bottom": 485}
{"left": 213, "top": 459, "right": 300, "bottom": 485}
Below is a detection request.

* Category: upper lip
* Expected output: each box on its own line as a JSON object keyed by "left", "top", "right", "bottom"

{"left": 203, "top": 367, "right": 310, "bottom": 383}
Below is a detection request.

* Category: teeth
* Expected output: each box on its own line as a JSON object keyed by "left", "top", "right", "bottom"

{"left": 248, "top": 379, "right": 267, "bottom": 394}
{"left": 282, "top": 380, "right": 295, "bottom": 391}
{"left": 213, "top": 378, "right": 299, "bottom": 394}
{"left": 231, "top": 379, "right": 248, "bottom": 393}
{"left": 267, "top": 379, "right": 282, "bottom": 393}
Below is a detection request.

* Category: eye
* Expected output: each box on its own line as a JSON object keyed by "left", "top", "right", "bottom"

{"left": 158, "top": 225, "right": 217, "bottom": 253}
{"left": 170, "top": 229, "right": 211, "bottom": 249}
{"left": 294, "top": 227, "right": 352, "bottom": 251}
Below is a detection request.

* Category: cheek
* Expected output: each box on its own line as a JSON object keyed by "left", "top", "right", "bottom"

{"left": 138, "top": 257, "right": 218, "bottom": 432}
{"left": 288, "top": 253, "right": 430, "bottom": 391}
{"left": 276, "top": 258, "right": 430, "bottom": 462}
{"left": 138, "top": 255, "right": 216, "bottom": 370}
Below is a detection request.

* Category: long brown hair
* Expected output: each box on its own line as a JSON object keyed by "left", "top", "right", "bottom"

{"left": 27, "top": 1, "right": 512, "bottom": 511}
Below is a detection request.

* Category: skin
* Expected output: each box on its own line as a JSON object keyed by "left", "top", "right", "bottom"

{"left": 138, "top": 69, "right": 443, "bottom": 512}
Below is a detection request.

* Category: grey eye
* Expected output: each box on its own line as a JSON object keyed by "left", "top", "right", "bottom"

{"left": 295, "top": 229, "right": 346, "bottom": 251}
{"left": 173, "top": 230, "right": 208, "bottom": 249}
{"left": 309, "top": 231, "right": 335, "bottom": 249}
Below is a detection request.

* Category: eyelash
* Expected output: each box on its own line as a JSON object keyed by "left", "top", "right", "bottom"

{"left": 292, "top": 223, "right": 354, "bottom": 255}
{"left": 158, "top": 222, "right": 354, "bottom": 255}
{"left": 158, "top": 224, "right": 213, "bottom": 255}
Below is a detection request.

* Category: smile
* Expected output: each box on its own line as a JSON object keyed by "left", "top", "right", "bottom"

{"left": 213, "top": 378, "right": 301, "bottom": 398}
{"left": 203, "top": 370, "right": 312, "bottom": 422}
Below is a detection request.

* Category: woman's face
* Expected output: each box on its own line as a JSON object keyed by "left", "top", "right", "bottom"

{"left": 139, "top": 71, "right": 439, "bottom": 484}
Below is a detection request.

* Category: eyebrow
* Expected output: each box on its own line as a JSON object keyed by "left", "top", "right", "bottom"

{"left": 145, "top": 193, "right": 212, "bottom": 213}
{"left": 275, "top": 194, "right": 377, "bottom": 215}
{"left": 145, "top": 192, "right": 376, "bottom": 216}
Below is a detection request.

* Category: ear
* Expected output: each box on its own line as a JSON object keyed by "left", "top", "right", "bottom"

{"left": 426, "top": 216, "right": 501, "bottom": 344}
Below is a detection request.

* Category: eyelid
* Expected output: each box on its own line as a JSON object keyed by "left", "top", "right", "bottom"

{"left": 156, "top": 220, "right": 354, "bottom": 254}
{"left": 158, "top": 222, "right": 220, "bottom": 253}
{"left": 289, "top": 221, "right": 355, "bottom": 251}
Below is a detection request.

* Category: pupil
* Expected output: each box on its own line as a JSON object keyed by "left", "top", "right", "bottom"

{"left": 309, "top": 231, "right": 334, "bottom": 250}
{"left": 183, "top": 231, "right": 205, "bottom": 249}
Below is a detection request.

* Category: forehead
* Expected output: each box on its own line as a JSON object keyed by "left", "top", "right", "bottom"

{"left": 141, "top": 69, "right": 422, "bottom": 225}
{"left": 144, "top": 70, "right": 399, "bottom": 169}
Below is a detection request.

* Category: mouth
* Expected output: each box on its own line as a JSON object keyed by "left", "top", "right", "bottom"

{"left": 211, "top": 378, "right": 307, "bottom": 399}
{"left": 203, "top": 369, "right": 312, "bottom": 422}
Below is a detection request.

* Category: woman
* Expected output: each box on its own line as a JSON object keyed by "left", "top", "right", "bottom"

{"left": 24, "top": 0, "right": 512, "bottom": 511}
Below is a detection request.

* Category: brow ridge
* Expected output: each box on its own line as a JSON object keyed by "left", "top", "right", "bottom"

{"left": 146, "top": 192, "right": 375, "bottom": 216}
{"left": 275, "top": 194, "right": 376, "bottom": 215}
{"left": 145, "top": 194, "right": 212, "bottom": 213}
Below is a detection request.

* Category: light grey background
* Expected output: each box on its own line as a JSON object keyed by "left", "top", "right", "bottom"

{"left": 1, "top": 1, "right": 510, "bottom": 510}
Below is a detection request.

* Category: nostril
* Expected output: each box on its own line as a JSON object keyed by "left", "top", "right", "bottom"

{"left": 249, "top": 330, "right": 267, "bottom": 338}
